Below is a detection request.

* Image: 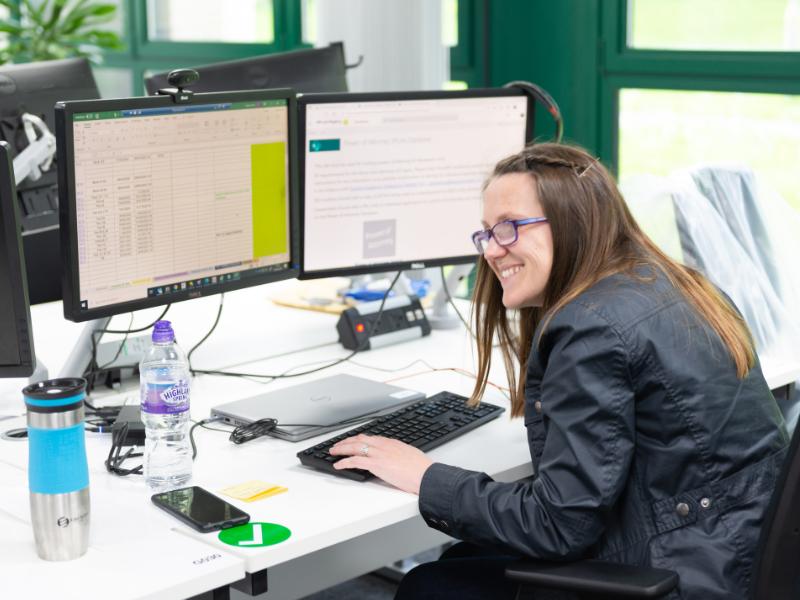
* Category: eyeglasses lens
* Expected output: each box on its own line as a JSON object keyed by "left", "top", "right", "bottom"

{"left": 492, "top": 221, "right": 517, "bottom": 245}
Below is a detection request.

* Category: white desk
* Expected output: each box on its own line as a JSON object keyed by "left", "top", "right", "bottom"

{"left": 0, "top": 285, "right": 534, "bottom": 599}
{"left": 1, "top": 282, "right": 797, "bottom": 600}
{"left": 0, "top": 460, "right": 245, "bottom": 600}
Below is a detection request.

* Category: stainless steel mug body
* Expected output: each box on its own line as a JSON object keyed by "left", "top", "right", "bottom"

{"left": 24, "top": 378, "right": 90, "bottom": 561}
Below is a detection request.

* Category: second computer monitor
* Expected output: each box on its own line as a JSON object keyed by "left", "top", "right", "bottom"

{"left": 0, "top": 58, "right": 100, "bottom": 304}
{"left": 145, "top": 43, "right": 348, "bottom": 96}
{"left": 0, "top": 141, "right": 35, "bottom": 377}
{"left": 55, "top": 89, "right": 299, "bottom": 322}
{"left": 298, "top": 89, "right": 531, "bottom": 279}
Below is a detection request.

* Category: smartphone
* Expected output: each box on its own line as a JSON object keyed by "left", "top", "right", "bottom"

{"left": 151, "top": 485, "right": 250, "bottom": 533}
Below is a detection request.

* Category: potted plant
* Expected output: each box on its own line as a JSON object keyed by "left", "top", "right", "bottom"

{"left": 0, "top": 0, "right": 123, "bottom": 65}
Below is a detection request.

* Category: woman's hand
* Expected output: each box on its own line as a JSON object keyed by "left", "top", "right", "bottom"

{"left": 329, "top": 434, "right": 434, "bottom": 495}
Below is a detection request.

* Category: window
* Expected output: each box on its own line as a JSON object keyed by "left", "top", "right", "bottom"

{"left": 618, "top": 89, "right": 800, "bottom": 210}
{"left": 146, "top": 0, "right": 275, "bottom": 44}
{"left": 600, "top": 0, "right": 800, "bottom": 212}
{"left": 629, "top": 0, "right": 800, "bottom": 52}
{"left": 82, "top": 1, "right": 306, "bottom": 96}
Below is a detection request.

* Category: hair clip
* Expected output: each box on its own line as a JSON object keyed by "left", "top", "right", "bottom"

{"left": 578, "top": 157, "right": 600, "bottom": 178}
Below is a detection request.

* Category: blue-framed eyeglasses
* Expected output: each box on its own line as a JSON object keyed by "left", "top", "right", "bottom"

{"left": 471, "top": 217, "right": 548, "bottom": 254}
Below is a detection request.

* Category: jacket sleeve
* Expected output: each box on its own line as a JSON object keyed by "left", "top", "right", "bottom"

{"left": 418, "top": 306, "right": 636, "bottom": 559}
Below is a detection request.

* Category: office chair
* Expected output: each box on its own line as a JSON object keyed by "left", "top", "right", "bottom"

{"left": 690, "top": 166, "right": 783, "bottom": 301}
{"left": 504, "top": 422, "right": 800, "bottom": 599}
{"left": 669, "top": 175, "right": 791, "bottom": 355}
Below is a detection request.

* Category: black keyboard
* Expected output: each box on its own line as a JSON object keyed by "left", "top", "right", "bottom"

{"left": 297, "top": 391, "right": 505, "bottom": 481}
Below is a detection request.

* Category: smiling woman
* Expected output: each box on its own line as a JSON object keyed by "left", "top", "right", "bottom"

{"left": 476, "top": 174, "right": 553, "bottom": 310}
{"left": 331, "top": 142, "right": 789, "bottom": 600}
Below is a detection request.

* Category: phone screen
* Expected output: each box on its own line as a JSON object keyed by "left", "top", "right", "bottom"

{"left": 152, "top": 485, "right": 250, "bottom": 532}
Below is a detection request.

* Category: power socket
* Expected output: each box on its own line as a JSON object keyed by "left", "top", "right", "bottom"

{"left": 336, "top": 294, "right": 431, "bottom": 351}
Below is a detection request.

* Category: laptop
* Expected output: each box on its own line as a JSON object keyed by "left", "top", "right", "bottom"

{"left": 210, "top": 374, "right": 426, "bottom": 442}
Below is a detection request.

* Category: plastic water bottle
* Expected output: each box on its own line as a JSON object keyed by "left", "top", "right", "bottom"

{"left": 139, "top": 320, "right": 192, "bottom": 491}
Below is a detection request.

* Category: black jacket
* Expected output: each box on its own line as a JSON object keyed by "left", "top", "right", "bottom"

{"left": 419, "top": 270, "right": 788, "bottom": 599}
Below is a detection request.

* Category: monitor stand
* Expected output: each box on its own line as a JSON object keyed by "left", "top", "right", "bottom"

{"left": 426, "top": 264, "right": 474, "bottom": 330}
{"left": 347, "top": 265, "right": 474, "bottom": 330}
{"left": 59, "top": 317, "right": 110, "bottom": 379}
{"left": 59, "top": 318, "right": 152, "bottom": 389}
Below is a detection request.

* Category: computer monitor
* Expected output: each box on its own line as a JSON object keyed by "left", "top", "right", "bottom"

{"left": 298, "top": 89, "right": 531, "bottom": 279}
{"left": 0, "top": 141, "right": 35, "bottom": 377}
{"left": 0, "top": 58, "right": 101, "bottom": 305}
{"left": 55, "top": 88, "right": 299, "bottom": 322}
{"left": 145, "top": 42, "right": 348, "bottom": 96}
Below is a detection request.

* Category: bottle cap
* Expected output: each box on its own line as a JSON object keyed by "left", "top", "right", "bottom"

{"left": 152, "top": 320, "right": 175, "bottom": 343}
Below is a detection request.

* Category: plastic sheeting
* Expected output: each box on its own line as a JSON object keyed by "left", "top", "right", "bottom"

{"left": 622, "top": 165, "right": 800, "bottom": 366}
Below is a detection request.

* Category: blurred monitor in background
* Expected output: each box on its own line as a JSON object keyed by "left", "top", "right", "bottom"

{"left": 0, "top": 58, "right": 100, "bottom": 304}
{"left": 0, "top": 141, "right": 35, "bottom": 378}
{"left": 145, "top": 42, "right": 348, "bottom": 95}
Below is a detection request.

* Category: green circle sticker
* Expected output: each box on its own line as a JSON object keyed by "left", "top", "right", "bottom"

{"left": 218, "top": 522, "right": 291, "bottom": 548}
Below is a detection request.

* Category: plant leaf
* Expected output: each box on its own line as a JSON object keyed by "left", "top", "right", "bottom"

{"left": 44, "top": 0, "right": 70, "bottom": 31}
{"left": 20, "top": 0, "right": 47, "bottom": 27}
{"left": 0, "top": 22, "right": 23, "bottom": 35}
{"left": 6, "top": 0, "right": 121, "bottom": 64}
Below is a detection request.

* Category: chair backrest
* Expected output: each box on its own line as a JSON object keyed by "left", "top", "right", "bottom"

{"left": 690, "top": 166, "right": 783, "bottom": 300}
{"left": 750, "top": 424, "right": 800, "bottom": 599}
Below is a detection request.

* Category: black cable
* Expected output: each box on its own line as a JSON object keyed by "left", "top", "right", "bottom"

{"left": 439, "top": 266, "right": 502, "bottom": 349}
{"left": 227, "top": 409, "right": 388, "bottom": 445}
{"left": 104, "top": 422, "right": 143, "bottom": 476}
{"left": 503, "top": 80, "right": 564, "bottom": 143}
{"left": 100, "top": 304, "right": 172, "bottom": 335}
{"left": 191, "top": 402, "right": 403, "bottom": 447}
{"left": 189, "top": 420, "right": 205, "bottom": 460}
{"left": 192, "top": 271, "right": 403, "bottom": 381}
{"left": 83, "top": 305, "right": 172, "bottom": 392}
{"left": 439, "top": 266, "right": 472, "bottom": 332}
{"left": 188, "top": 294, "right": 225, "bottom": 375}
{"left": 97, "top": 313, "right": 135, "bottom": 371}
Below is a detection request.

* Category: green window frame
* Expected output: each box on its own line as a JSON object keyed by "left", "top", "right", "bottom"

{"left": 598, "top": 0, "right": 800, "bottom": 172}
{"left": 449, "top": 0, "right": 489, "bottom": 89}
{"left": 101, "top": 0, "right": 308, "bottom": 95}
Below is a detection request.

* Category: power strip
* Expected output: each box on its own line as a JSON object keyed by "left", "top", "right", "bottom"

{"left": 336, "top": 294, "right": 431, "bottom": 350}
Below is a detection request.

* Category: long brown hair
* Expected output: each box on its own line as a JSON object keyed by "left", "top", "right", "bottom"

{"left": 470, "top": 143, "right": 755, "bottom": 417}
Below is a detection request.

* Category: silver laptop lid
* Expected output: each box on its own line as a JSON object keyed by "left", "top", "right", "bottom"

{"left": 210, "top": 374, "right": 425, "bottom": 441}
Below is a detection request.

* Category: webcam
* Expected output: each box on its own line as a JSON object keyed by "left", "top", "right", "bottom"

{"left": 155, "top": 68, "right": 200, "bottom": 104}
{"left": 166, "top": 69, "right": 199, "bottom": 89}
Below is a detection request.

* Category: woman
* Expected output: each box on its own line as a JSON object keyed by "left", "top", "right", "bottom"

{"left": 330, "top": 143, "right": 788, "bottom": 599}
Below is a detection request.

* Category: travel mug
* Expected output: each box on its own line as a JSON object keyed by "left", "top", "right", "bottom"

{"left": 23, "top": 378, "right": 90, "bottom": 561}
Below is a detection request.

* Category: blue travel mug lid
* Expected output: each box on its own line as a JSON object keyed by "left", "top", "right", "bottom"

{"left": 23, "top": 378, "right": 86, "bottom": 413}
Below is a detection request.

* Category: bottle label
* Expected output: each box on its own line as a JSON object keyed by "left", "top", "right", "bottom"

{"left": 142, "top": 380, "right": 190, "bottom": 414}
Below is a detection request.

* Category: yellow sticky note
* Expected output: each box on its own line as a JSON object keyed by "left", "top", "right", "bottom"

{"left": 220, "top": 480, "right": 288, "bottom": 503}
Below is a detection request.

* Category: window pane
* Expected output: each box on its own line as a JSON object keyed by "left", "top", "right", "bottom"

{"left": 93, "top": 67, "right": 134, "bottom": 98}
{"left": 618, "top": 89, "right": 800, "bottom": 211}
{"left": 442, "top": 0, "right": 459, "bottom": 48}
{"left": 102, "top": 0, "right": 126, "bottom": 51}
{"left": 301, "top": 0, "right": 317, "bottom": 45}
{"left": 629, "top": 0, "right": 800, "bottom": 51}
{"left": 147, "top": 0, "right": 274, "bottom": 44}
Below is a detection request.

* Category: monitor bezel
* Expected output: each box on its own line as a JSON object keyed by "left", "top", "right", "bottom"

{"left": 296, "top": 88, "right": 532, "bottom": 280}
{"left": 56, "top": 88, "right": 300, "bottom": 322}
{"left": 0, "top": 141, "right": 35, "bottom": 377}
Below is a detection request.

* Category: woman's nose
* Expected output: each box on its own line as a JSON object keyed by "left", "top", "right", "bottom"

{"left": 483, "top": 236, "right": 507, "bottom": 259}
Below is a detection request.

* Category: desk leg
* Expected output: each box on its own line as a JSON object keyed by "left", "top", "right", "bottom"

{"left": 232, "top": 569, "right": 269, "bottom": 596}
{"left": 188, "top": 585, "right": 231, "bottom": 600}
